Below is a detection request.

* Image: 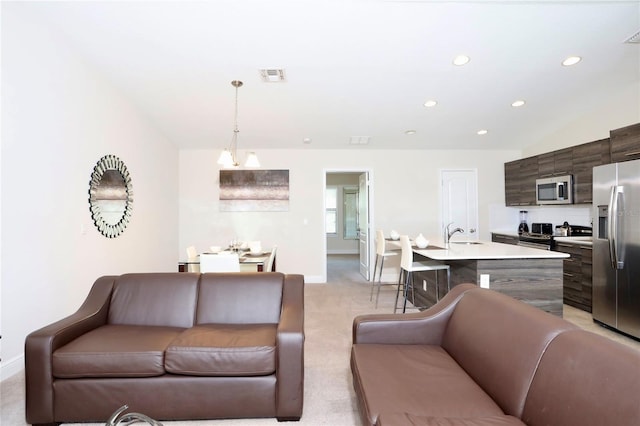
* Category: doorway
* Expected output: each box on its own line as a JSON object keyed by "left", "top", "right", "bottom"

{"left": 324, "top": 170, "right": 373, "bottom": 283}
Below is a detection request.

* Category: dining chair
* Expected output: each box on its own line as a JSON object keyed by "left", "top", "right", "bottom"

{"left": 186, "top": 246, "right": 200, "bottom": 273}
{"left": 266, "top": 245, "right": 277, "bottom": 272}
{"left": 370, "top": 230, "right": 399, "bottom": 308}
{"left": 200, "top": 252, "right": 240, "bottom": 273}
{"left": 394, "top": 235, "right": 450, "bottom": 313}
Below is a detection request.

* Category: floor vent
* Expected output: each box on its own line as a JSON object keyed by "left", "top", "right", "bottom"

{"left": 259, "top": 69, "right": 286, "bottom": 82}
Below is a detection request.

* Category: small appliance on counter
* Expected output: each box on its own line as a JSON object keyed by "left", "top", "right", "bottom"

{"left": 554, "top": 221, "right": 593, "bottom": 237}
{"left": 517, "top": 210, "right": 529, "bottom": 234}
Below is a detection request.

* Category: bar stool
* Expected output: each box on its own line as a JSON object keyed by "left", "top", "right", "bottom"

{"left": 370, "top": 230, "right": 399, "bottom": 308}
{"left": 186, "top": 246, "right": 200, "bottom": 273}
{"left": 394, "top": 235, "right": 450, "bottom": 313}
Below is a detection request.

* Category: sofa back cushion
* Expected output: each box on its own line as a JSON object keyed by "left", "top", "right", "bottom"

{"left": 441, "top": 288, "right": 577, "bottom": 418}
{"left": 108, "top": 273, "right": 199, "bottom": 328}
{"left": 522, "top": 329, "right": 640, "bottom": 426}
{"left": 196, "top": 273, "right": 283, "bottom": 324}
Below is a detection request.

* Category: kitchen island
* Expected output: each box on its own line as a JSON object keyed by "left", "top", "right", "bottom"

{"left": 392, "top": 238, "right": 568, "bottom": 316}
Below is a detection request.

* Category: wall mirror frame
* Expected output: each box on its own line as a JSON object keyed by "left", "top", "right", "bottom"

{"left": 88, "top": 154, "right": 134, "bottom": 238}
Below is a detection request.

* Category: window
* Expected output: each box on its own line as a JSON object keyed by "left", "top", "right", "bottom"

{"left": 343, "top": 187, "right": 359, "bottom": 239}
{"left": 325, "top": 187, "right": 337, "bottom": 234}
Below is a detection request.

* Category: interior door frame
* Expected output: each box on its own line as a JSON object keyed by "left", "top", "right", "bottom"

{"left": 322, "top": 168, "right": 375, "bottom": 283}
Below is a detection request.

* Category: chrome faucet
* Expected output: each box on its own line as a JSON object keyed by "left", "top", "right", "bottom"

{"left": 444, "top": 222, "right": 464, "bottom": 248}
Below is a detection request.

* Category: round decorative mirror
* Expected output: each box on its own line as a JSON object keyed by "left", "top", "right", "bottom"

{"left": 88, "top": 155, "right": 134, "bottom": 238}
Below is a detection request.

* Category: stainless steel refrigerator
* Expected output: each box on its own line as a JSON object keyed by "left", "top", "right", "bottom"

{"left": 593, "top": 159, "right": 640, "bottom": 340}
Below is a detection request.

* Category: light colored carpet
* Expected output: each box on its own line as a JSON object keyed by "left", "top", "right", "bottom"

{"left": 1, "top": 255, "right": 401, "bottom": 426}
{"left": 3, "top": 255, "right": 639, "bottom": 425}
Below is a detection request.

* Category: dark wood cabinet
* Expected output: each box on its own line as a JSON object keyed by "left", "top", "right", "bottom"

{"left": 554, "top": 148, "right": 573, "bottom": 176}
{"left": 554, "top": 241, "right": 592, "bottom": 312}
{"left": 504, "top": 161, "right": 521, "bottom": 206}
{"left": 520, "top": 157, "right": 538, "bottom": 205}
{"left": 491, "top": 233, "right": 519, "bottom": 245}
{"left": 572, "top": 138, "right": 611, "bottom": 204}
{"left": 537, "top": 152, "right": 555, "bottom": 178}
{"left": 504, "top": 157, "right": 537, "bottom": 206}
{"left": 538, "top": 148, "right": 572, "bottom": 178}
{"left": 504, "top": 122, "right": 639, "bottom": 206}
{"left": 610, "top": 123, "right": 640, "bottom": 163}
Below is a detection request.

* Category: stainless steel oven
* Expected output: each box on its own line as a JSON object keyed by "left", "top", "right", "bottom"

{"left": 518, "top": 239, "right": 552, "bottom": 250}
{"left": 518, "top": 224, "right": 554, "bottom": 250}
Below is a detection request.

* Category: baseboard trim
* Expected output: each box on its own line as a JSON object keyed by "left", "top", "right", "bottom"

{"left": 1, "top": 354, "right": 24, "bottom": 382}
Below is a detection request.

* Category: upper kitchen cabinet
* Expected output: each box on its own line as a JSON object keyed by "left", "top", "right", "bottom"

{"left": 504, "top": 156, "right": 537, "bottom": 206}
{"left": 504, "top": 122, "right": 639, "bottom": 207}
{"left": 538, "top": 147, "right": 573, "bottom": 178}
{"left": 573, "top": 138, "right": 611, "bottom": 204}
{"left": 610, "top": 123, "right": 640, "bottom": 163}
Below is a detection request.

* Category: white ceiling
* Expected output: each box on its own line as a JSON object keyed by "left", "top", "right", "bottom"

{"left": 7, "top": 0, "right": 640, "bottom": 151}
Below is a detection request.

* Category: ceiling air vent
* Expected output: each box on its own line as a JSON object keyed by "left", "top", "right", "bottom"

{"left": 349, "top": 136, "right": 370, "bottom": 145}
{"left": 624, "top": 29, "right": 640, "bottom": 44}
{"left": 259, "top": 69, "right": 286, "bottom": 82}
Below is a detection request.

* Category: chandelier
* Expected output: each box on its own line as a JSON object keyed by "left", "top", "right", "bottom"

{"left": 217, "top": 80, "right": 260, "bottom": 168}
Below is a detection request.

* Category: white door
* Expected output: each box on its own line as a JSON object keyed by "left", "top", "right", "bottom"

{"left": 358, "top": 172, "right": 370, "bottom": 279}
{"left": 441, "top": 170, "right": 479, "bottom": 240}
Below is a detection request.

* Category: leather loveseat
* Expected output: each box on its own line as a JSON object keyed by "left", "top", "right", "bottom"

{"left": 25, "top": 272, "right": 304, "bottom": 425}
{"left": 351, "top": 283, "right": 640, "bottom": 426}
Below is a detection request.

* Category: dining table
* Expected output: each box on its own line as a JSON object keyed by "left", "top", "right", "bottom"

{"left": 178, "top": 249, "right": 275, "bottom": 273}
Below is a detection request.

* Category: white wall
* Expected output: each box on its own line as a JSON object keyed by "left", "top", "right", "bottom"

{"left": 522, "top": 80, "right": 640, "bottom": 158}
{"left": 0, "top": 7, "right": 179, "bottom": 379}
{"left": 179, "top": 148, "right": 519, "bottom": 283}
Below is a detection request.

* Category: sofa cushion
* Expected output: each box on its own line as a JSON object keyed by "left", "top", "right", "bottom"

{"left": 351, "top": 344, "right": 505, "bottom": 426}
{"left": 52, "top": 324, "right": 184, "bottom": 378}
{"left": 196, "top": 273, "right": 283, "bottom": 324}
{"left": 441, "top": 288, "right": 577, "bottom": 418}
{"left": 165, "top": 323, "right": 277, "bottom": 376}
{"left": 376, "top": 414, "right": 526, "bottom": 426}
{"left": 521, "top": 329, "right": 640, "bottom": 426}
{"left": 108, "top": 273, "right": 199, "bottom": 328}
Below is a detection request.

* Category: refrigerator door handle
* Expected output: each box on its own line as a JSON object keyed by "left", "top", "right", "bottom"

{"left": 608, "top": 185, "right": 624, "bottom": 269}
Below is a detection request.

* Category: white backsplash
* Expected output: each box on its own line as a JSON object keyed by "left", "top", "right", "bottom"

{"left": 490, "top": 204, "right": 593, "bottom": 234}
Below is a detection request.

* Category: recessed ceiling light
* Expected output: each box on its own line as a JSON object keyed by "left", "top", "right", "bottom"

{"left": 562, "top": 56, "right": 582, "bottom": 66}
{"left": 303, "top": 138, "right": 312, "bottom": 144}
{"left": 477, "top": 129, "right": 488, "bottom": 135}
{"left": 405, "top": 130, "right": 416, "bottom": 135}
{"left": 424, "top": 100, "right": 438, "bottom": 108}
{"left": 512, "top": 100, "right": 526, "bottom": 107}
{"left": 453, "top": 55, "right": 470, "bottom": 66}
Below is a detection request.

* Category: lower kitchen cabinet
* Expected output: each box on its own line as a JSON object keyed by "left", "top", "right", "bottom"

{"left": 554, "top": 241, "right": 593, "bottom": 313}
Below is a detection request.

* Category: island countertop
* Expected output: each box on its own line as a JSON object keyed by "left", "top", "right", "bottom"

{"left": 389, "top": 238, "right": 569, "bottom": 261}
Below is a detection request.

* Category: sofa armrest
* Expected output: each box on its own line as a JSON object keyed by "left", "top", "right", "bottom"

{"left": 352, "top": 283, "right": 476, "bottom": 345}
{"left": 25, "top": 276, "right": 116, "bottom": 425}
{"left": 275, "top": 274, "right": 305, "bottom": 421}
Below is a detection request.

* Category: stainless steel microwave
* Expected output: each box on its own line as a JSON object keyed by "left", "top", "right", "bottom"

{"left": 536, "top": 175, "right": 573, "bottom": 205}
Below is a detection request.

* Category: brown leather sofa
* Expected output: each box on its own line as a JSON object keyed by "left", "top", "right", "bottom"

{"left": 351, "top": 283, "right": 640, "bottom": 426}
{"left": 25, "top": 272, "right": 304, "bottom": 425}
